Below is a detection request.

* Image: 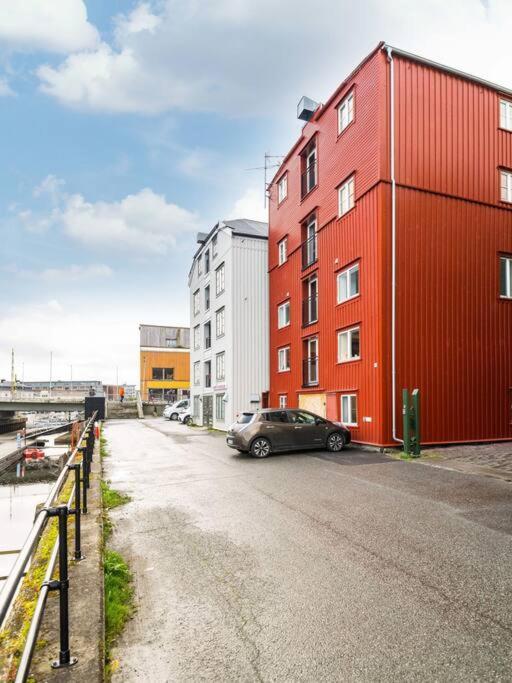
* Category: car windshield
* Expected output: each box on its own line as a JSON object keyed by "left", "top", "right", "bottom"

{"left": 237, "top": 413, "right": 254, "bottom": 424}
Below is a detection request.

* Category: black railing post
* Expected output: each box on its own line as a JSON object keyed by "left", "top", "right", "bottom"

{"left": 79, "top": 447, "right": 88, "bottom": 514}
{"left": 69, "top": 464, "right": 83, "bottom": 561}
{"left": 45, "top": 505, "right": 78, "bottom": 669}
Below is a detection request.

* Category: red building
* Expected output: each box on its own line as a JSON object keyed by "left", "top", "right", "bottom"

{"left": 268, "top": 43, "right": 512, "bottom": 447}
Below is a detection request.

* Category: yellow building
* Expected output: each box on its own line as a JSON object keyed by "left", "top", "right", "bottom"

{"left": 139, "top": 324, "right": 190, "bottom": 402}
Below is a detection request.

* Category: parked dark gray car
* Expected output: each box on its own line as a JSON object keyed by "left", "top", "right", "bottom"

{"left": 226, "top": 408, "right": 351, "bottom": 458}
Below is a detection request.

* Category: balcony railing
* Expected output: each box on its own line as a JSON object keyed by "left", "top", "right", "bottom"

{"left": 301, "top": 235, "right": 317, "bottom": 269}
{"left": 302, "top": 295, "right": 318, "bottom": 326}
{"left": 301, "top": 161, "right": 317, "bottom": 197}
{"left": 205, "top": 336, "right": 211, "bottom": 349}
{"left": 302, "top": 356, "right": 319, "bottom": 387}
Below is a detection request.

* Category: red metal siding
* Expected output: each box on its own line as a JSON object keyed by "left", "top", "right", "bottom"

{"left": 268, "top": 50, "right": 388, "bottom": 272}
{"left": 394, "top": 56, "right": 512, "bottom": 206}
{"left": 270, "top": 185, "right": 388, "bottom": 445}
{"left": 269, "top": 44, "right": 512, "bottom": 446}
{"left": 393, "top": 189, "right": 512, "bottom": 443}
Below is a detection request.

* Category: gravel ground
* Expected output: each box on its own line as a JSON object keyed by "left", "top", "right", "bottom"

{"left": 104, "top": 418, "right": 512, "bottom": 683}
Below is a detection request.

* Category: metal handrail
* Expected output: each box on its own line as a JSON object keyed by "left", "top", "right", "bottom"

{"left": 14, "top": 485, "right": 74, "bottom": 683}
{"left": 301, "top": 235, "right": 318, "bottom": 269}
{"left": 0, "top": 412, "right": 96, "bottom": 628}
{"left": 301, "top": 161, "right": 317, "bottom": 196}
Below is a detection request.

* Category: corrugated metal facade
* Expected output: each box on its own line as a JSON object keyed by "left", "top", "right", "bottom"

{"left": 268, "top": 46, "right": 512, "bottom": 446}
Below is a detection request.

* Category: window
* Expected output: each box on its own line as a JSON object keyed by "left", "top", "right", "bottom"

{"left": 278, "top": 301, "right": 290, "bottom": 328}
{"left": 279, "top": 394, "right": 287, "bottom": 408}
{"left": 278, "top": 346, "right": 290, "bottom": 372}
{"left": 152, "top": 367, "right": 174, "bottom": 380}
{"left": 304, "top": 337, "right": 318, "bottom": 386}
{"left": 204, "top": 248, "right": 210, "bottom": 274}
{"left": 216, "top": 352, "right": 225, "bottom": 381}
{"left": 215, "top": 393, "right": 225, "bottom": 421}
{"left": 204, "top": 360, "right": 211, "bottom": 388}
{"left": 198, "top": 256, "right": 202, "bottom": 277}
{"left": 337, "top": 263, "right": 360, "bottom": 303}
{"left": 212, "top": 235, "right": 218, "bottom": 259}
{"left": 303, "top": 276, "right": 318, "bottom": 325}
{"left": 338, "top": 91, "right": 354, "bottom": 134}
{"left": 193, "top": 362, "right": 200, "bottom": 386}
{"left": 216, "top": 307, "right": 225, "bottom": 337}
{"left": 216, "top": 263, "right": 225, "bottom": 296}
{"left": 338, "top": 176, "right": 355, "bottom": 216}
{"left": 500, "top": 99, "right": 512, "bottom": 131}
{"left": 266, "top": 411, "right": 289, "bottom": 423}
{"left": 290, "top": 411, "right": 316, "bottom": 424}
{"left": 278, "top": 238, "right": 288, "bottom": 265}
{"left": 500, "top": 170, "right": 512, "bottom": 202}
{"left": 301, "top": 140, "right": 317, "bottom": 197}
{"left": 500, "top": 255, "right": 512, "bottom": 298}
{"left": 278, "top": 174, "right": 288, "bottom": 203}
{"left": 341, "top": 394, "right": 358, "bottom": 426}
{"left": 193, "top": 325, "right": 200, "bottom": 350}
{"left": 165, "top": 337, "right": 177, "bottom": 348}
{"left": 204, "top": 322, "right": 211, "bottom": 349}
{"left": 193, "top": 289, "right": 200, "bottom": 315}
{"left": 204, "top": 285, "right": 210, "bottom": 311}
{"left": 302, "top": 214, "right": 317, "bottom": 268}
{"left": 337, "top": 326, "right": 360, "bottom": 363}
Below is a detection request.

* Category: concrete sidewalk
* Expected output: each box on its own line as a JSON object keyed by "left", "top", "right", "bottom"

{"left": 421, "top": 441, "right": 512, "bottom": 482}
{"left": 104, "top": 418, "right": 512, "bottom": 682}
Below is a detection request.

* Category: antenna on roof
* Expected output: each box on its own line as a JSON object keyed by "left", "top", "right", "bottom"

{"left": 245, "top": 153, "right": 284, "bottom": 208}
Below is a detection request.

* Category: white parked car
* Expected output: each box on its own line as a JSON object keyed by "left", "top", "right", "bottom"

{"left": 178, "top": 407, "right": 192, "bottom": 425}
{"left": 163, "top": 399, "right": 190, "bottom": 421}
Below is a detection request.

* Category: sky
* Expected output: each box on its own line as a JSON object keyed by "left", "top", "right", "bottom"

{"left": 0, "top": 0, "right": 510, "bottom": 386}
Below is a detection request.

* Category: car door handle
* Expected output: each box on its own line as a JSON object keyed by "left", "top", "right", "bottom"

{"left": 294, "top": 426, "right": 303, "bottom": 429}
{"left": 265, "top": 426, "right": 275, "bottom": 429}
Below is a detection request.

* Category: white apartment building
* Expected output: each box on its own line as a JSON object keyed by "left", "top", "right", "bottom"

{"left": 188, "top": 219, "right": 269, "bottom": 429}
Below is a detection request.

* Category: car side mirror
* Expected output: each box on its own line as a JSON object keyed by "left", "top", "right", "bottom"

{"left": 315, "top": 417, "right": 325, "bottom": 425}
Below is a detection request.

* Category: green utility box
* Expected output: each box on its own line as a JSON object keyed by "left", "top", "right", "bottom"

{"left": 402, "top": 388, "right": 421, "bottom": 457}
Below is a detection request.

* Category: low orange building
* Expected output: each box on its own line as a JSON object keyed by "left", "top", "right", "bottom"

{"left": 139, "top": 324, "right": 190, "bottom": 402}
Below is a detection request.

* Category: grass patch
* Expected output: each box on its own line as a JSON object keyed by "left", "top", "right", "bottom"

{"left": 104, "top": 550, "right": 134, "bottom": 679}
{"left": 101, "top": 480, "right": 131, "bottom": 510}
{"left": 100, "top": 435, "right": 109, "bottom": 458}
{"left": 101, "top": 431, "right": 134, "bottom": 680}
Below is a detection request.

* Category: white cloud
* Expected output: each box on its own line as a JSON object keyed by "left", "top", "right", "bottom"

{"left": 0, "top": 0, "right": 99, "bottom": 54}
{"left": 0, "top": 295, "right": 189, "bottom": 386}
{"left": 17, "top": 177, "right": 199, "bottom": 254}
{"left": 36, "top": 0, "right": 512, "bottom": 117}
{"left": 0, "top": 78, "right": 15, "bottom": 97}
{"left": 228, "top": 187, "right": 268, "bottom": 223}
{"left": 3, "top": 263, "right": 113, "bottom": 282}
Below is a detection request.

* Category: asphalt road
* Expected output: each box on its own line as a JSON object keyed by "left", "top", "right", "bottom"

{"left": 104, "top": 418, "right": 512, "bottom": 682}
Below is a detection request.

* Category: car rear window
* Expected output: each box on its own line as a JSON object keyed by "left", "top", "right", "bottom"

{"left": 237, "top": 413, "right": 254, "bottom": 424}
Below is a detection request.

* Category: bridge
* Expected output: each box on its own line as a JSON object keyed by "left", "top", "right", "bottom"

{"left": 0, "top": 397, "right": 86, "bottom": 413}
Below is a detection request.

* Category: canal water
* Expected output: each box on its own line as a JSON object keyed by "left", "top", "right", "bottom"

{"left": 0, "top": 466, "right": 55, "bottom": 586}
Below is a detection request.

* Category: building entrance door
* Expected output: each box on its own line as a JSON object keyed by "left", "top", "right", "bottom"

{"left": 203, "top": 395, "right": 213, "bottom": 427}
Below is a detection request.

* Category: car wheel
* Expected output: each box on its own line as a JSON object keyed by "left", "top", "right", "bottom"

{"left": 251, "top": 437, "right": 271, "bottom": 458}
{"left": 170, "top": 413, "right": 179, "bottom": 421}
{"left": 326, "top": 432, "right": 345, "bottom": 452}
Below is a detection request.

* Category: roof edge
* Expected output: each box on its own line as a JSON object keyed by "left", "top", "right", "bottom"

{"left": 383, "top": 44, "right": 512, "bottom": 100}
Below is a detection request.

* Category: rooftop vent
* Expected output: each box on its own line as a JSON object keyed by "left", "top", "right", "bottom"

{"left": 196, "top": 232, "right": 208, "bottom": 244}
{"left": 297, "top": 96, "right": 320, "bottom": 122}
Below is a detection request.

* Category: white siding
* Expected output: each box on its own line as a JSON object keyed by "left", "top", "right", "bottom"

{"left": 188, "top": 224, "right": 268, "bottom": 429}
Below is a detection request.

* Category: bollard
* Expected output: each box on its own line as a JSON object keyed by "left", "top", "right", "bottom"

{"left": 44, "top": 505, "right": 78, "bottom": 669}
{"left": 69, "top": 464, "right": 84, "bottom": 560}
